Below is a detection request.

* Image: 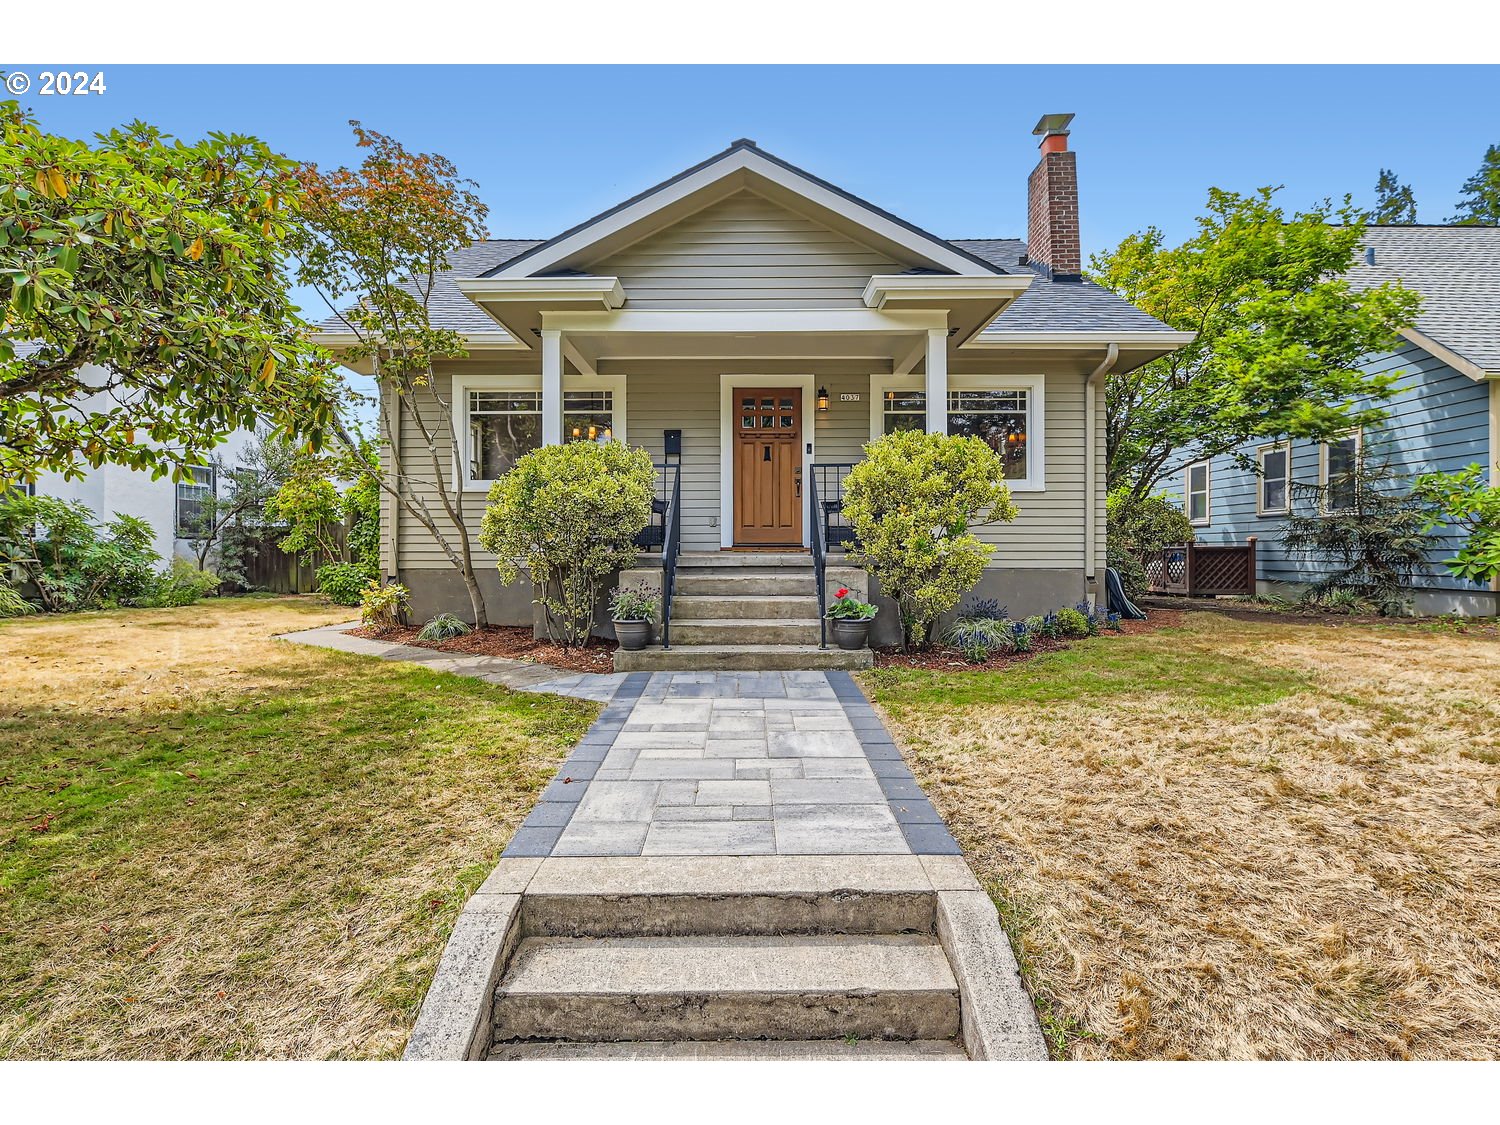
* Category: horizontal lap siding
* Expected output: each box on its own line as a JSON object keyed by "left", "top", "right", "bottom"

{"left": 1171, "top": 342, "right": 1492, "bottom": 592}
{"left": 594, "top": 191, "right": 904, "bottom": 309}
{"left": 391, "top": 365, "right": 1095, "bottom": 575}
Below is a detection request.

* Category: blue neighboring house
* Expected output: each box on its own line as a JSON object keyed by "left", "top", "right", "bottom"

{"left": 1162, "top": 226, "right": 1500, "bottom": 616}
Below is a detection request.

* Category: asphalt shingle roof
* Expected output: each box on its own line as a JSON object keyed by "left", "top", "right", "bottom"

{"left": 316, "top": 237, "right": 1177, "bottom": 339}
{"left": 1347, "top": 225, "right": 1500, "bottom": 374}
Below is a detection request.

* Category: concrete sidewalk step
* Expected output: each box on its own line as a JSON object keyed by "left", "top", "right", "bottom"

{"left": 488, "top": 1038, "right": 967, "bottom": 1060}
{"left": 492, "top": 934, "right": 959, "bottom": 1044}
{"left": 670, "top": 618, "right": 823, "bottom": 645}
{"left": 614, "top": 643, "right": 872, "bottom": 671}
{"left": 672, "top": 594, "right": 820, "bottom": 621}
{"left": 520, "top": 886, "right": 935, "bottom": 938}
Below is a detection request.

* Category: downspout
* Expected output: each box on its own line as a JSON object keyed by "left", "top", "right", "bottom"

{"left": 1084, "top": 343, "right": 1120, "bottom": 598}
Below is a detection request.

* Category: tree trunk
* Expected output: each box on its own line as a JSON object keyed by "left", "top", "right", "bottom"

{"left": 462, "top": 567, "right": 488, "bottom": 631}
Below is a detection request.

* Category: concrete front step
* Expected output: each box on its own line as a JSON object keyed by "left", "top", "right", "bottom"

{"left": 520, "top": 887, "right": 935, "bottom": 939}
{"left": 488, "top": 1038, "right": 967, "bottom": 1060}
{"left": 674, "top": 573, "right": 817, "bottom": 596}
{"left": 675, "top": 552, "right": 812, "bottom": 568}
{"left": 491, "top": 934, "right": 960, "bottom": 1044}
{"left": 614, "top": 643, "right": 872, "bottom": 671}
{"left": 672, "top": 594, "right": 820, "bottom": 621}
{"left": 670, "top": 618, "right": 823, "bottom": 645}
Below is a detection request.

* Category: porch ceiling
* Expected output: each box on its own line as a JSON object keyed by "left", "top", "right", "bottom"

{"left": 562, "top": 327, "right": 926, "bottom": 365}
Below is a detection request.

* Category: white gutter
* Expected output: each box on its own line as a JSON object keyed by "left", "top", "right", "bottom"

{"left": 1084, "top": 343, "right": 1120, "bottom": 588}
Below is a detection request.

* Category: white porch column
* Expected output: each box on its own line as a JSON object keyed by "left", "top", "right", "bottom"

{"left": 540, "top": 329, "right": 563, "bottom": 446}
{"left": 924, "top": 327, "right": 948, "bottom": 433}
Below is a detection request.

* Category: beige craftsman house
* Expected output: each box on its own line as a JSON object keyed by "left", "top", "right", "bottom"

{"left": 318, "top": 116, "right": 1190, "bottom": 668}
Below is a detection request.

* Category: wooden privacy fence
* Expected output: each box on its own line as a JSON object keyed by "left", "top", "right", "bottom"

{"left": 1145, "top": 538, "right": 1258, "bottom": 597}
{"left": 236, "top": 524, "right": 346, "bottom": 595}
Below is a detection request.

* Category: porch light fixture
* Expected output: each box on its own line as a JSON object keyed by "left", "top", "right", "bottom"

{"left": 817, "top": 386, "right": 830, "bottom": 412}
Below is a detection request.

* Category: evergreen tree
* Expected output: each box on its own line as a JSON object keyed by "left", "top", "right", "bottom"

{"left": 1369, "top": 168, "right": 1417, "bottom": 224}
{"left": 1282, "top": 449, "right": 1433, "bottom": 614}
{"left": 1450, "top": 144, "right": 1500, "bottom": 225}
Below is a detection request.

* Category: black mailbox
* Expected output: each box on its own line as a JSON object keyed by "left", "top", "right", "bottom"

{"left": 663, "top": 429, "right": 682, "bottom": 456}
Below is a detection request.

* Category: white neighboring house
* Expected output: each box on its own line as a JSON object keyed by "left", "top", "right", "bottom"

{"left": 16, "top": 353, "right": 259, "bottom": 565}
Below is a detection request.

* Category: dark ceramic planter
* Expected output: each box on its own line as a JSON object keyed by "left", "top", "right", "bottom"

{"left": 613, "top": 619, "right": 653, "bottom": 651}
{"left": 829, "top": 615, "right": 875, "bottom": 651}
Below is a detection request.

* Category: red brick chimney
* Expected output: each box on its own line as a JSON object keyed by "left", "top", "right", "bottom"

{"left": 1026, "top": 113, "right": 1081, "bottom": 280}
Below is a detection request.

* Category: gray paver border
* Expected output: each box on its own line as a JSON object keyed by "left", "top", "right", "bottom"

{"left": 500, "top": 672, "right": 650, "bottom": 858}
{"left": 825, "top": 671, "right": 961, "bottom": 856}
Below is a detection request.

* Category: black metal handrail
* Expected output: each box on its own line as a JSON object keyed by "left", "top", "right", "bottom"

{"left": 813, "top": 463, "right": 858, "bottom": 552}
{"left": 658, "top": 462, "right": 682, "bottom": 650}
{"left": 810, "top": 462, "right": 828, "bottom": 649}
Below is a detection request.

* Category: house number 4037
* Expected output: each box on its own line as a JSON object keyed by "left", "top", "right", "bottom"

{"left": 839, "top": 393, "right": 861, "bottom": 402}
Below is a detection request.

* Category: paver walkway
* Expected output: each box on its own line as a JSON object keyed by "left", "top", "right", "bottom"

{"left": 507, "top": 671, "right": 958, "bottom": 858}
{"left": 280, "top": 625, "right": 957, "bottom": 858}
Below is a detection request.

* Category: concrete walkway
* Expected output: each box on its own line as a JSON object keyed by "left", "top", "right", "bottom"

{"left": 278, "top": 621, "right": 629, "bottom": 702}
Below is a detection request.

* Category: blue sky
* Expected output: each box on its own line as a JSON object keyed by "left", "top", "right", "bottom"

{"left": 8, "top": 64, "right": 1498, "bottom": 318}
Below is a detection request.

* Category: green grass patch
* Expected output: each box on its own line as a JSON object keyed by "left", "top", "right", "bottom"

{"left": 861, "top": 628, "right": 1309, "bottom": 714}
{"left": 0, "top": 600, "right": 598, "bottom": 1058}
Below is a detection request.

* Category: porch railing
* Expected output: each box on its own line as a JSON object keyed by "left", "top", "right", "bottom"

{"left": 658, "top": 461, "right": 682, "bottom": 649}
{"left": 812, "top": 462, "right": 858, "bottom": 552}
{"left": 809, "top": 461, "right": 828, "bottom": 649}
{"left": 1144, "top": 537, "right": 1258, "bottom": 597}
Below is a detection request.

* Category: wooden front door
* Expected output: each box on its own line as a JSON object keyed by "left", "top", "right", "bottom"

{"left": 733, "top": 388, "right": 803, "bottom": 546}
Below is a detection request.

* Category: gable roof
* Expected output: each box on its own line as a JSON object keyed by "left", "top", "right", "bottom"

{"left": 1349, "top": 225, "right": 1500, "bottom": 377}
{"left": 484, "top": 139, "right": 1005, "bottom": 281}
{"left": 313, "top": 145, "right": 1179, "bottom": 345}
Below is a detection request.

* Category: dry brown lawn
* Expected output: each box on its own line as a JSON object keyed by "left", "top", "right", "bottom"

{"left": 0, "top": 597, "right": 595, "bottom": 1059}
{"left": 863, "top": 610, "right": 1500, "bottom": 1060}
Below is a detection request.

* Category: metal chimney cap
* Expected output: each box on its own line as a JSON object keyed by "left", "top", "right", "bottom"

{"left": 1032, "top": 113, "right": 1075, "bottom": 137}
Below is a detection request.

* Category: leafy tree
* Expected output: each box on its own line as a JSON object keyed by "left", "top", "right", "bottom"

{"left": 265, "top": 438, "right": 382, "bottom": 604}
{"left": 1413, "top": 463, "right": 1500, "bottom": 585}
{"left": 1093, "top": 187, "right": 1421, "bottom": 501}
{"left": 1282, "top": 449, "right": 1433, "bottom": 614}
{"left": 289, "top": 123, "right": 493, "bottom": 626}
{"left": 180, "top": 431, "right": 297, "bottom": 574}
{"left": 1450, "top": 144, "right": 1500, "bottom": 225}
{"left": 0, "top": 493, "right": 159, "bottom": 612}
{"left": 1106, "top": 489, "right": 1196, "bottom": 600}
{"left": 0, "top": 100, "right": 336, "bottom": 482}
{"left": 842, "top": 431, "right": 1018, "bottom": 650}
{"left": 478, "top": 441, "right": 655, "bottom": 647}
{"left": 1369, "top": 169, "right": 1417, "bottom": 224}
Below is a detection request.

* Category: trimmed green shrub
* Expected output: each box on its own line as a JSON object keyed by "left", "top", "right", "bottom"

{"left": 843, "top": 431, "right": 1018, "bottom": 649}
{"left": 417, "top": 612, "right": 473, "bottom": 641}
{"left": 317, "top": 560, "right": 378, "bottom": 606}
{"left": 359, "top": 580, "right": 409, "bottom": 633}
{"left": 1056, "top": 606, "right": 1091, "bottom": 638}
{"left": 479, "top": 441, "right": 655, "bottom": 648}
{"left": 142, "top": 558, "right": 221, "bottom": 607}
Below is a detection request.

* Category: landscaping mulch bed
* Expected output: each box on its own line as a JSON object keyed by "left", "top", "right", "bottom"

{"left": 873, "top": 609, "right": 1184, "bottom": 670}
{"left": 351, "top": 624, "right": 618, "bottom": 674}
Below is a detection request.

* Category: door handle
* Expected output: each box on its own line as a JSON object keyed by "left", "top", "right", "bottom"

{"left": 794, "top": 466, "right": 802, "bottom": 498}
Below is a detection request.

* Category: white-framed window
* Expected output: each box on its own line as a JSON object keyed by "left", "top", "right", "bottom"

{"left": 455, "top": 377, "right": 624, "bottom": 488}
{"left": 1186, "top": 461, "right": 1211, "bottom": 526}
{"left": 1321, "top": 430, "right": 1361, "bottom": 513}
{"left": 1257, "top": 444, "right": 1290, "bottom": 516}
{"left": 175, "top": 465, "right": 216, "bottom": 534}
{"left": 870, "top": 375, "right": 1044, "bottom": 490}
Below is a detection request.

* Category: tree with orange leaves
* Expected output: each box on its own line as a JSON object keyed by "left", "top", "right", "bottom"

{"left": 291, "top": 123, "right": 493, "bottom": 627}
